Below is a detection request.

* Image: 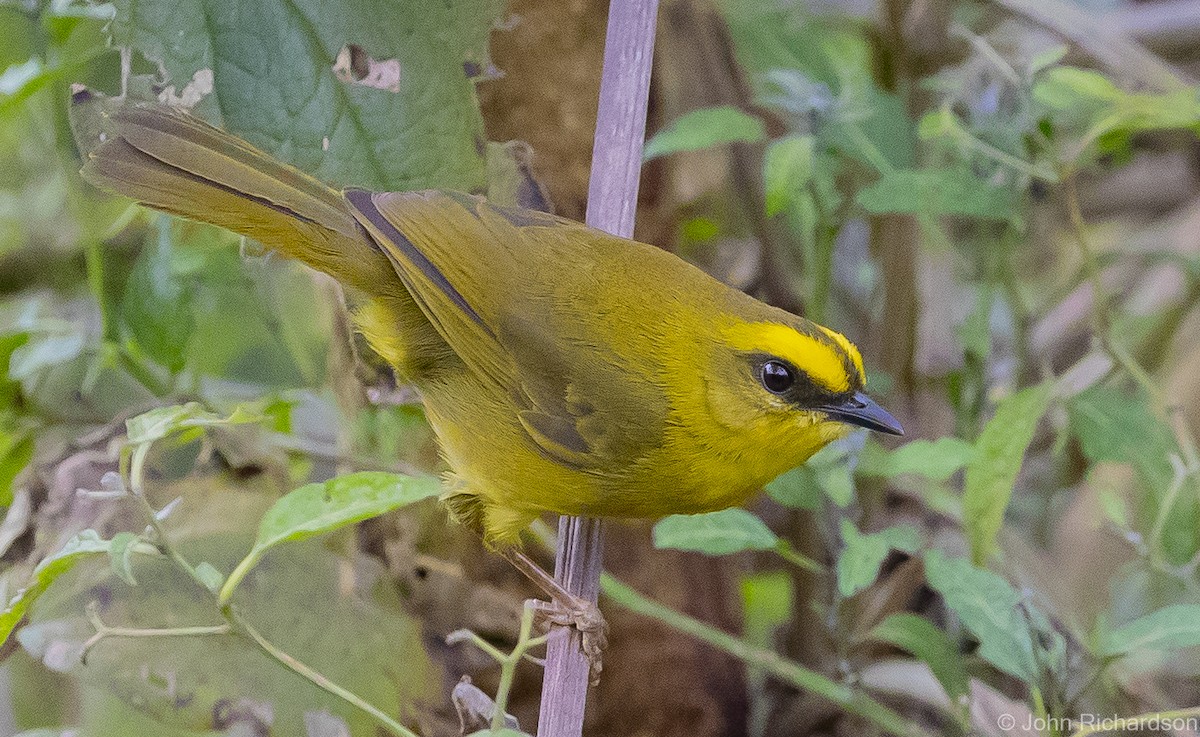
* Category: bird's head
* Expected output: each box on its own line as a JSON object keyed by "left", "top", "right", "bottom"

{"left": 702, "top": 316, "right": 902, "bottom": 466}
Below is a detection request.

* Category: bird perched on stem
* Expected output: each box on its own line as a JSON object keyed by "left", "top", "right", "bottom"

{"left": 77, "top": 100, "right": 903, "bottom": 665}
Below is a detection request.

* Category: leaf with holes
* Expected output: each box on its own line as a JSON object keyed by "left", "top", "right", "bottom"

{"left": 107, "top": 0, "right": 505, "bottom": 192}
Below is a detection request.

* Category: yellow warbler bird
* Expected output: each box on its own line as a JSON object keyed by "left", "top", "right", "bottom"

{"left": 79, "top": 103, "right": 901, "bottom": 644}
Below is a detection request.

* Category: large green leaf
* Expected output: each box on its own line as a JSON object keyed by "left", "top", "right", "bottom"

{"left": 20, "top": 530, "right": 437, "bottom": 736}
{"left": 963, "top": 383, "right": 1054, "bottom": 565}
{"left": 1069, "top": 386, "right": 1195, "bottom": 562}
{"left": 120, "top": 219, "right": 195, "bottom": 374}
{"left": 109, "top": 0, "right": 504, "bottom": 191}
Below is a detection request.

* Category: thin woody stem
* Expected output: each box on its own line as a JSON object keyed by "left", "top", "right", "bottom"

{"left": 538, "top": 1, "right": 660, "bottom": 735}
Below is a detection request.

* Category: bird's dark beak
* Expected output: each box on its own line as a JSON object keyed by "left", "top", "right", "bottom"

{"left": 819, "top": 391, "right": 904, "bottom": 436}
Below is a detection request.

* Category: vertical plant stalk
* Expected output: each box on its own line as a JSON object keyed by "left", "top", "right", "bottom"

{"left": 537, "top": 1, "right": 659, "bottom": 735}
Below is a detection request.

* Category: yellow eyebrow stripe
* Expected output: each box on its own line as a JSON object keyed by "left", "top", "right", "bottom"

{"left": 817, "top": 325, "right": 865, "bottom": 384}
{"left": 722, "top": 321, "right": 853, "bottom": 393}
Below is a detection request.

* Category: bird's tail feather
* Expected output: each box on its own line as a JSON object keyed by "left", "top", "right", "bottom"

{"left": 80, "top": 104, "right": 392, "bottom": 296}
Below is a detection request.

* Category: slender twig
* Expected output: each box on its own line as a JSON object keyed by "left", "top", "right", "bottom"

{"left": 539, "top": 1, "right": 659, "bottom": 735}
{"left": 1062, "top": 171, "right": 1110, "bottom": 335}
{"left": 492, "top": 605, "right": 548, "bottom": 731}
{"left": 775, "top": 541, "right": 826, "bottom": 573}
{"left": 81, "top": 601, "right": 230, "bottom": 664}
{"left": 126, "top": 442, "right": 217, "bottom": 593}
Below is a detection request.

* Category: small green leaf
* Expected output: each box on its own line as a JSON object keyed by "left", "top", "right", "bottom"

{"left": 763, "top": 135, "right": 814, "bottom": 216}
{"left": 924, "top": 551, "right": 1037, "bottom": 683}
{"left": 1034, "top": 66, "right": 1200, "bottom": 160}
{"left": 858, "top": 438, "right": 976, "bottom": 482}
{"left": 120, "top": 218, "right": 195, "bottom": 373}
{"left": 741, "top": 571, "right": 793, "bottom": 649}
{"left": 1098, "top": 487, "right": 1129, "bottom": 530}
{"left": 653, "top": 509, "right": 778, "bottom": 556}
{"left": 7, "top": 333, "right": 84, "bottom": 382}
{"left": 917, "top": 107, "right": 959, "bottom": 141}
{"left": 1099, "top": 605, "right": 1200, "bottom": 658}
{"left": 857, "top": 167, "right": 1015, "bottom": 220}
{"left": 125, "top": 401, "right": 261, "bottom": 444}
{"left": 107, "top": 531, "right": 140, "bottom": 586}
{"left": 220, "top": 472, "right": 441, "bottom": 603}
{"left": 0, "top": 331, "right": 30, "bottom": 409}
{"left": 837, "top": 522, "right": 921, "bottom": 597}
{"left": 0, "top": 427, "right": 33, "bottom": 507}
{"left": 643, "top": 106, "right": 766, "bottom": 160}
{"left": 815, "top": 461, "right": 854, "bottom": 508}
{"left": 1069, "top": 387, "right": 1174, "bottom": 492}
{"left": 0, "top": 530, "right": 113, "bottom": 647}
{"left": 1028, "top": 45, "right": 1068, "bottom": 74}
{"left": 765, "top": 465, "right": 822, "bottom": 509}
{"left": 194, "top": 562, "right": 225, "bottom": 594}
{"left": 786, "top": 439, "right": 860, "bottom": 509}
{"left": 868, "top": 613, "right": 970, "bottom": 704}
{"left": 262, "top": 396, "right": 297, "bottom": 434}
{"left": 964, "top": 383, "right": 1054, "bottom": 565}
{"left": 253, "top": 472, "right": 441, "bottom": 550}
{"left": 1035, "top": 66, "right": 1121, "bottom": 108}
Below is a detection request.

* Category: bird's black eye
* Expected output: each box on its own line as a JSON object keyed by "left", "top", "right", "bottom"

{"left": 760, "top": 360, "right": 794, "bottom": 394}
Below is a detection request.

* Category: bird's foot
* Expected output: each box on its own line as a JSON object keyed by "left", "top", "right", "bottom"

{"left": 528, "top": 596, "right": 608, "bottom": 683}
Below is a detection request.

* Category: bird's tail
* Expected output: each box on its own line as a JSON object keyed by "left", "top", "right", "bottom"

{"left": 79, "top": 103, "right": 393, "bottom": 297}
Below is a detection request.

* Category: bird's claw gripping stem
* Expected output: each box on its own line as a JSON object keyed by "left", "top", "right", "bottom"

{"left": 502, "top": 548, "right": 607, "bottom": 680}
{"left": 527, "top": 597, "right": 608, "bottom": 683}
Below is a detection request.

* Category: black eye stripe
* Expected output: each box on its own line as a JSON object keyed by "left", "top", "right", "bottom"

{"left": 751, "top": 354, "right": 848, "bottom": 408}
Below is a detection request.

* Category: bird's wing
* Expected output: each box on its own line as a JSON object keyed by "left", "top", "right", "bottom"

{"left": 345, "top": 190, "right": 666, "bottom": 473}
